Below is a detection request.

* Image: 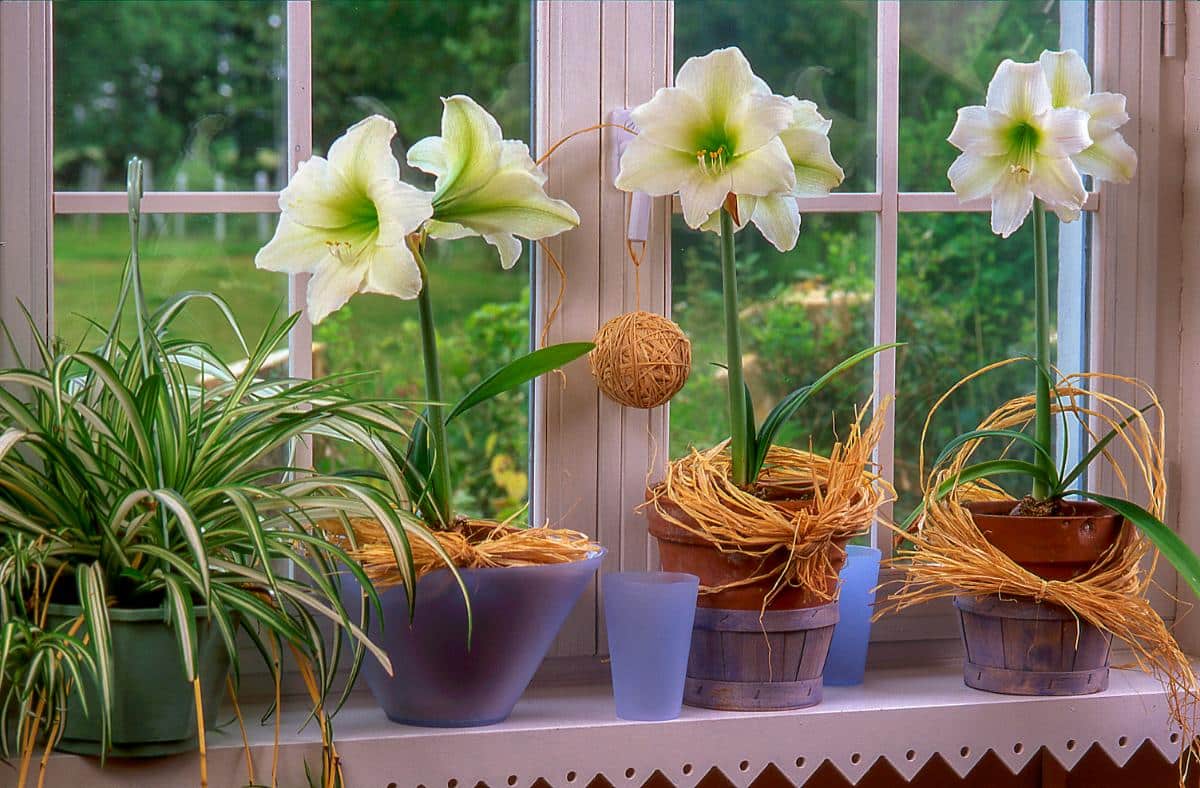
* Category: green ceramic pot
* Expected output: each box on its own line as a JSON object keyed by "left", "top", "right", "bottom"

{"left": 47, "top": 603, "right": 230, "bottom": 757}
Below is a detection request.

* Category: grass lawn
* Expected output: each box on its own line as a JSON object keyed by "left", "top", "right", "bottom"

{"left": 53, "top": 215, "right": 529, "bottom": 362}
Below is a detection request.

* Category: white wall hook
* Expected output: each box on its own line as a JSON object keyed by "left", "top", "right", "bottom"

{"left": 609, "top": 108, "right": 651, "bottom": 243}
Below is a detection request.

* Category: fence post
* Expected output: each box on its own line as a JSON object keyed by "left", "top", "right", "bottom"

{"left": 214, "top": 172, "right": 226, "bottom": 242}
{"left": 255, "top": 170, "right": 270, "bottom": 240}
{"left": 174, "top": 170, "right": 187, "bottom": 236}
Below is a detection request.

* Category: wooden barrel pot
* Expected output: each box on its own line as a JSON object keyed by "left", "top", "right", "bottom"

{"left": 685, "top": 602, "right": 839, "bottom": 711}
{"left": 646, "top": 484, "right": 852, "bottom": 711}
{"left": 954, "top": 595, "right": 1113, "bottom": 696}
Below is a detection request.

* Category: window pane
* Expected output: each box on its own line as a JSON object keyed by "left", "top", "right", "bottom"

{"left": 899, "top": 0, "right": 1088, "bottom": 191}
{"left": 53, "top": 1, "right": 287, "bottom": 193}
{"left": 670, "top": 213, "right": 877, "bottom": 459}
{"left": 674, "top": 0, "right": 877, "bottom": 192}
{"left": 312, "top": 1, "right": 532, "bottom": 520}
{"left": 54, "top": 214, "right": 286, "bottom": 362}
{"left": 894, "top": 213, "right": 1067, "bottom": 514}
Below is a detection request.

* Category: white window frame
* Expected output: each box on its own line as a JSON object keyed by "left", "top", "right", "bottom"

{"left": 0, "top": 0, "right": 1187, "bottom": 665}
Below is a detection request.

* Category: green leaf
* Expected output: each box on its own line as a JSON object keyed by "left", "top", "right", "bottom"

{"left": 752, "top": 342, "right": 901, "bottom": 478}
{"left": 77, "top": 563, "right": 113, "bottom": 756}
{"left": 931, "top": 428, "right": 1059, "bottom": 481}
{"left": 447, "top": 342, "right": 594, "bottom": 422}
{"left": 1055, "top": 405, "right": 1155, "bottom": 495}
{"left": 901, "top": 459, "right": 1055, "bottom": 531}
{"left": 160, "top": 573, "right": 198, "bottom": 681}
{"left": 1067, "top": 490, "right": 1200, "bottom": 602}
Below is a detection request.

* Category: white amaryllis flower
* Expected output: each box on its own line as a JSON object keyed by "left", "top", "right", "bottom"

{"left": 947, "top": 59, "right": 1093, "bottom": 237}
{"left": 700, "top": 97, "right": 844, "bottom": 251}
{"left": 1039, "top": 49, "right": 1137, "bottom": 186}
{"left": 616, "top": 47, "right": 828, "bottom": 247}
{"left": 255, "top": 115, "right": 432, "bottom": 324}
{"left": 407, "top": 95, "right": 580, "bottom": 269}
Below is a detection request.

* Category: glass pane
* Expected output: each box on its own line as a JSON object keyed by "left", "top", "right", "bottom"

{"left": 673, "top": 0, "right": 877, "bottom": 192}
{"left": 670, "top": 213, "right": 877, "bottom": 459}
{"left": 312, "top": 1, "right": 533, "bottom": 520}
{"left": 899, "top": 0, "right": 1088, "bottom": 191}
{"left": 54, "top": 214, "right": 286, "bottom": 362}
{"left": 894, "top": 213, "right": 1064, "bottom": 514}
{"left": 53, "top": 1, "right": 287, "bottom": 193}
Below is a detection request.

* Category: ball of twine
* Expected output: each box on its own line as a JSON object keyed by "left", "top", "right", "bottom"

{"left": 589, "top": 310, "right": 691, "bottom": 409}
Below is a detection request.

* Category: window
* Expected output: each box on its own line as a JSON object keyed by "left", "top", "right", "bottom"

{"left": 0, "top": 0, "right": 1179, "bottom": 661}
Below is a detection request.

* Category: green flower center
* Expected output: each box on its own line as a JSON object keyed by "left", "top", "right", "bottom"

{"left": 695, "top": 130, "right": 736, "bottom": 177}
{"left": 1006, "top": 121, "right": 1041, "bottom": 172}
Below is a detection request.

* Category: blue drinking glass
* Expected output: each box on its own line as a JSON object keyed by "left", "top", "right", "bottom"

{"left": 603, "top": 572, "right": 699, "bottom": 721}
{"left": 824, "top": 545, "right": 882, "bottom": 686}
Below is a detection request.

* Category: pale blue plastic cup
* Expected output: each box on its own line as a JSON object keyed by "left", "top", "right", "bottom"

{"left": 824, "top": 545, "right": 882, "bottom": 686}
{"left": 603, "top": 571, "right": 698, "bottom": 721}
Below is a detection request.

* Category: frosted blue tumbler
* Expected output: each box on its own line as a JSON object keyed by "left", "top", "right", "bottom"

{"left": 604, "top": 572, "right": 698, "bottom": 721}
{"left": 824, "top": 545, "right": 882, "bottom": 686}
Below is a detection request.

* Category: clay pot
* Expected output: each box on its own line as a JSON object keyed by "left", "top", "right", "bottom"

{"left": 645, "top": 487, "right": 849, "bottom": 611}
{"left": 964, "top": 499, "right": 1124, "bottom": 580}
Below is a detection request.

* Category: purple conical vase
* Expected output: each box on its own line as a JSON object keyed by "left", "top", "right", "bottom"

{"left": 341, "top": 549, "right": 604, "bottom": 727}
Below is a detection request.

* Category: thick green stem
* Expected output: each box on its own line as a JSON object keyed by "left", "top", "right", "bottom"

{"left": 413, "top": 248, "right": 454, "bottom": 528}
{"left": 1032, "top": 198, "right": 1053, "bottom": 500}
{"left": 719, "top": 208, "right": 751, "bottom": 486}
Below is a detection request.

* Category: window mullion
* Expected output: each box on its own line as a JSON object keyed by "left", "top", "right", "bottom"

{"left": 873, "top": 0, "right": 900, "bottom": 553}
{"left": 286, "top": 0, "right": 314, "bottom": 464}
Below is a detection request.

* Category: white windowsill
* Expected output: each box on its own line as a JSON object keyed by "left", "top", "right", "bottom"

{"left": 41, "top": 661, "right": 1186, "bottom": 788}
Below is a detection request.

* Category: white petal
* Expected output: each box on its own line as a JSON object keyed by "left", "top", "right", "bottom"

{"left": 306, "top": 257, "right": 369, "bottom": 325}
{"left": 499, "top": 140, "right": 545, "bottom": 182}
{"left": 630, "top": 86, "right": 713, "bottom": 154}
{"left": 1037, "top": 107, "right": 1092, "bottom": 158}
{"left": 1074, "top": 130, "right": 1137, "bottom": 184}
{"left": 947, "top": 152, "right": 1006, "bottom": 202}
{"left": 425, "top": 220, "right": 474, "bottom": 240}
{"left": 254, "top": 215, "right": 334, "bottom": 274}
{"left": 1030, "top": 154, "right": 1086, "bottom": 210}
{"left": 728, "top": 137, "right": 795, "bottom": 197}
{"left": 748, "top": 194, "right": 800, "bottom": 252}
{"left": 780, "top": 126, "right": 844, "bottom": 195}
{"left": 698, "top": 195, "right": 754, "bottom": 234}
{"left": 407, "top": 136, "right": 447, "bottom": 178}
{"left": 1039, "top": 50, "right": 1091, "bottom": 108}
{"left": 986, "top": 60, "right": 1052, "bottom": 119}
{"left": 279, "top": 157, "right": 359, "bottom": 229}
{"left": 615, "top": 137, "right": 698, "bottom": 196}
{"left": 1053, "top": 204, "right": 1081, "bottom": 223}
{"left": 368, "top": 178, "right": 433, "bottom": 246}
{"left": 786, "top": 98, "right": 832, "bottom": 135}
{"left": 675, "top": 47, "right": 767, "bottom": 117}
{"left": 1081, "top": 92, "right": 1130, "bottom": 133}
{"left": 724, "top": 92, "right": 793, "bottom": 154}
{"left": 434, "top": 168, "right": 579, "bottom": 240}
{"left": 483, "top": 233, "right": 523, "bottom": 269}
{"left": 990, "top": 169, "right": 1035, "bottom": 238}
{"left": 947, "top": 106, "right": 1009, "bottom": 156}
{"left": 679, "top": 169, "right": 734, "bottom": 229}
{"left": 428, "top": 95, "right": 504, "bottom": 201}
{"left": 326, "top": 115, "right": 401, "bottom": 191}
{"left": 361, "top": 242, "right": 423, "bottom": 300}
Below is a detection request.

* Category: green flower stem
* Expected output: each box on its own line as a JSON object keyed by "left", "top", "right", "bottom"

{"left": 1032, "top": 198, "right": 1053, "bottom": 500}
{"left": 412, "top": 245, "right": 455, "bottom": 529}
{"left": 719, "top": 208, "right": 751, "bottom": 486}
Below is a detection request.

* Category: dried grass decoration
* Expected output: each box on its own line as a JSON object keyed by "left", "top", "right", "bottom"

{"left": 884, "top": 365, "right": 1199, "bottom": 779}
{"left": 325, "top": 516, "right": 600, "bottom": 590}
{"left": 589, "top": 309, "right": 691, "bottom": 409}
{"left": 646, "top": 403, "right": 893, "bottom": 604}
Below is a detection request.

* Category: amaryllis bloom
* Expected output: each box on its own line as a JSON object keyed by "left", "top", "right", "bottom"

{"left": 255, "top": 115, "right": 432, "bottom": 324}
{"left": 615, "top": 47, "right": 813, "bottom": 238}
{"left": 947, "top": 59, "right": 1093, "bottom": 237}
{"left": 701, "top": 97, "right": 845, "bottom": 252}
{"left": 407, "top": 95, "right": 580, "bottom": 269}
{"left": 1039, "top": 49, "right": 1137, "bottom": 187}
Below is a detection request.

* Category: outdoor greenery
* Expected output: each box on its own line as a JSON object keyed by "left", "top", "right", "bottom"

{"left": 53, "top": 0, "right": 1076, "bottom": 516}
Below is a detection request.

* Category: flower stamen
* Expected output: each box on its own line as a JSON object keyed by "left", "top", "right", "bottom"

{"left": 696, "top": 145, "right": 729, "bottom": 177}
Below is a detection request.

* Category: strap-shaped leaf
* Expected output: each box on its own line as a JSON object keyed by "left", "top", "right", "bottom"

{"left": 447, "top": 342, "right": 594, "bottom": 423}
{"left": 160, "top": 573, "right": 199, "bottom": 681}
{"left": 931, "top": 428, "right": 1058, "bottom": 479}
{"left": 901, "top": 459, "right": 1054, "bottom": 531}
{"left": 77, "top": 563, "right": 113, "bottom": 756}
{"left": 1055, "top": 405, "right": 1155, "bottom": 495}
{"left": 1066, "top": 490, "right": 1200, "bottom": 601}
{"left": 752, "top": 342, "right": 900, "bottom": 477}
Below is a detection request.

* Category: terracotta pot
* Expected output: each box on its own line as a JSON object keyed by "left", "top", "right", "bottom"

{"left": 964, "top": 499, "right": 1124, "bottom": 581}
{"left": 645, "top": 486, "right": 849, "bottom": 611}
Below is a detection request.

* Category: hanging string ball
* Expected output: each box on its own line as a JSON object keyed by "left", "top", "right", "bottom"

{"left": 589, "top": 310, "right": 691, "bottom": 409}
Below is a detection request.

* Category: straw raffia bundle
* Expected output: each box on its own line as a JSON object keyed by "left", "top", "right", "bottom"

{"left": 323, "top": 517, "right": 599, "bottom": 590}
{"left": 646, "top": 403, "right": 893, "bottom": 603}
{"left": 884, "top": 365, "right": 1198, "bottom": 779}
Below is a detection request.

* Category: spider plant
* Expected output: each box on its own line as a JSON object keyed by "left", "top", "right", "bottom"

{"left": 0, "top": 159, "right": 451, "bottom": 769}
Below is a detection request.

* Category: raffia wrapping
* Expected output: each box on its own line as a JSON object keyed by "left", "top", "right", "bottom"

{"left": 589, "top": 310, "right": 692, "bottom": 409}
{"left": 321, "top": 517, "right": 599, "bottom": 590}
{"left": 882, "top": 364, "right": 1199, "bottom": 780}
{"left": 644, "top": 402, "right": 894, "bottom": 604}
